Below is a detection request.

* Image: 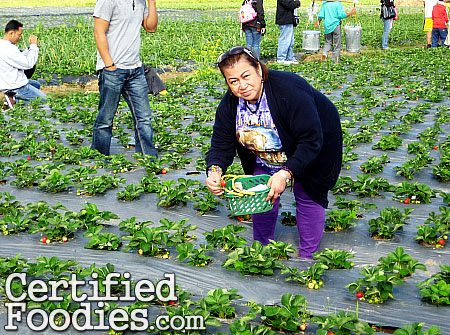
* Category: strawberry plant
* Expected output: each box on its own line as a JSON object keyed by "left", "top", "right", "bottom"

{"left": 0, "top": 254, "right": 28, "bottom": 279}
{"left": 251, "top": 293, "right": 308, "bottom": 332}
{"left": 27, "top": 292, "right": 80, "bottom": 326}
{"left": 0, "top": 209, "right": 30, "bottom": 235}
{"left": 313, "top": 248, "right": 355, "bottom": 269}
{"left": 281, "top": 211, "right": 296, "bottom": 226}
{"left": 76, "top": 174, "right": 125, "bottom": 196}
{"left": 132, "top": 153, "right": 165, "bottom": 174}
{"left": 372, "top": 134, "right": 403, "bottom": 151}
{"left": 224, "top": 319, "right": 277, "bottom": 335}
{"left": 156, "top": 178, "right": 198, "bottom": 207}
{"left": 117, "top": 183, "right": 145, "bottom": 201}
{"left": 28, "top": 212, "right": 79, "bottom": 242}
{"left": 352, "top": 174, "right": 394, "bottom": 197}
{"left": 332, "top": 176, "right": 355, "bottom": 195}
{"left": 74, "top": 202, "right": 119, "bottom": 229}
{"left": 204, "top": 224, "right": 247, "bottom": 250}
{"left": 333, "top": 196, "right": 377, "bottom": 212}
{"left": 10, "top": 170, "right": 43, "bottom": 188}
{"left": 162, "top": 151, "right": 192, "bottom": 169}
{"left": 157, "top": 301, "right": 221, "bottom": 335}
{"left": 417, "top": 265, "right": 450, "bottom": 305}
{"left": 84, "top": 225, "right": 122, "bottom": 251}
{"left": 378, "top": 247, "right": 427, "bottom": 278}
{"left": 360, "top": 154, "right": 390, "bottom": 174}
{"left": 433, "top": 154, "right": 450, "bottom": 182}
{"left": 93, "top": 263, "right": 131, "bottom": 295}
{"left": 192, "top": 186, "right": 223, "bottom": 215}
{"left": 393, "top": 322, "right": 441, "bottom": 335}
{"left": 0, "top": 192, "right": 24, "bottom": 215}
{"left": 68, "top": 166, "right": 97, "bottom": 182}
{"left": 346, "top": 265, "right": 404, "bottom": 304}
{"left": 368, "top": 207, "right": 414, "bottom": 240}
{"left": 222, "top": 241, "right": 284, "bottom": 276}
{"left": 27, "top": 256, "right": 78, "bottom": 280}
{"left": 312, "top": 311, "right": 374, "bottom": 335}
{"left": 118, "top": 216, "right": 153, "bottom": 235}
{"left": 393, "top": 182, "right": 437, "bottom": 204}
{"left": 139, "top": 172, "right": 161, "bottom": 193}
{"left": 176, "top": 242, "right": 212, "bottom": 267}
{"left": 158, "top": 218, "right": 197, "bottom": 243}
{"left": 99, "top": 300, "right": 152, "bottom": 334}
{"left": 122, "top": 226, "right": 170, "bottom": 258}
{"left": 194, "top": 288, "right": 242, "bottom": 319}
{"left": 325, "top": 209, "right": 358, "bottom": 232}
{"left": 103, "top": 154, "right": 135, "bottom": 173}
{"left": 281, "top": 262, "right": 327, "bottom": 289}
{"left": 266, "top": 239, "right": 295, "bottom": 259}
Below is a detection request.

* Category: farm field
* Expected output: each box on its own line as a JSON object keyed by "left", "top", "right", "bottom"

{"left": 0, "top": 3, "right": 450, "bottom": 335}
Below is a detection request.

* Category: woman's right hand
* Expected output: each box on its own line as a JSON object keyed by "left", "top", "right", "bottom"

{"left": 206, "top": 171, "right": 224, "bottom": 196}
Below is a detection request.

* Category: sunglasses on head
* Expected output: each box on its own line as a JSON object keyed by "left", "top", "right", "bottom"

{"left": 216, "top": 46, "right": 257, "bottom": 65}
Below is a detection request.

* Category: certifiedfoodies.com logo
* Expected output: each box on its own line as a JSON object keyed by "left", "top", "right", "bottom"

{"left": 4, "top": 272, "right": 205, "bottom": 332}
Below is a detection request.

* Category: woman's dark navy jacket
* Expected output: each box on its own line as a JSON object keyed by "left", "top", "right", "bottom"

{"left": 206, "top": 69, "right": 343, "bottom": 208}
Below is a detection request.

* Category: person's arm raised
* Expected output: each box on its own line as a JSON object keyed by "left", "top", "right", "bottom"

{"left": 143, "top": 0, "right": 158, "bottom": 33}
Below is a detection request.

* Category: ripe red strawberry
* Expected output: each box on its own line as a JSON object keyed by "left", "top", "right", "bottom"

{"left": 237, "top": 216, "right": 244, "bottom": 222}
{"left": 62, "top": 236, "right": 68, "bottom": 242}
{"left": 299, "top": 323, "right": 306, "bottom": 331}
{"left": 161, "top": 169, "right": 167, "bottom": 174}
{"left": 397, "top": 85, "right": 401, "bottom": 88}
{"left": 220, "top": 180, "right": 227, "bottom": 187}
{"left": 356, "top": 292, "right": 363, "bottom": 299}
{"left": 42, "top": 236, "right": 48, "bottom": 243}
{"left": 438, "top": 239, "right": 445, "bottom": 245}
{"left": 434, "top": 146, "right": 438, "bottom": 150}
{"left": 169, "top": 301, "right": 176, "bottom": 305}
{"left": 27, "top": 157, "right": 31, "bottom": 161}
{"left": 404, "top": 198, "right": 410, "bottom": 204}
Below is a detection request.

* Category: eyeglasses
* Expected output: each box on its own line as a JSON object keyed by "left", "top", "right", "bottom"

{"left": 216, "top": 46, "right": 257, "bottom": 65}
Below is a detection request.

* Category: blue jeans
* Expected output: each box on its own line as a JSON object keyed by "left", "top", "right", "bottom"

{"left": 277, "top": 24, "right": 295, "bottom": 61}
{"left": 10, "top": 80, "right": 46, "bottom": 102}
{"left": 431, "top": 28, "right": 448, "bottom": 47}
{"left": 244, "top": 27, "right": 262, "bottom": 59}
{"left": 382, "top": 18, "right": 392, "bottom": 49}
{"left": 91, "top": 66, "right": 158, "bottom": 157}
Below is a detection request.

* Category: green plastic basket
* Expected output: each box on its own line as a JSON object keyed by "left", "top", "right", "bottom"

{"left": 224, "top": 174, "right": 273, "bottom": 216}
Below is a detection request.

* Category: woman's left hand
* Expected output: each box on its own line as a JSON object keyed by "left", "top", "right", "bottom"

{"left": 266, "top": 171, "right": 288, "bottom": 204}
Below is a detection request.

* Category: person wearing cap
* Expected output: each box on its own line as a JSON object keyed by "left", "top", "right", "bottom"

{"left": 0, "top": 19, "right": 46, "bottom": 107}
{"left": 91, "top": 0, "right": 158, "bottom": 157}
{"left": 205, "top": 46, "right": 342, "bottom": 259}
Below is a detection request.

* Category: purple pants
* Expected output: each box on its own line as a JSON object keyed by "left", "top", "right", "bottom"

{"left": 252, "top": 166, "right": 325, "bottom": 259}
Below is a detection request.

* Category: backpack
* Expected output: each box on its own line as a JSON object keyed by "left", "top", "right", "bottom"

{"left": 239, "top": 0, "right": 258, "bottom": 23}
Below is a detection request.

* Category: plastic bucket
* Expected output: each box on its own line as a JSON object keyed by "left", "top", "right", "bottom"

{"left": 344, "top": 25, "right": 362, "bottom": 52}
{"left": 302, "top": 30, "right": 321, "bottom": 52}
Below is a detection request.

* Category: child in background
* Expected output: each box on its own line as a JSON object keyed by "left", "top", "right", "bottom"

{"left": 431, "top": 0, "right": 448, "bottom": 47}
{"left": 315, "top": 1, "right": 356, "bottom": 63}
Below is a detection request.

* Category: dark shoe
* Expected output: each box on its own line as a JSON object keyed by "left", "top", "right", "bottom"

{"left": 4, "top": 93, "right": 16, "bottom": 110}
{"left": 426, "top": 44, "right": 431, "bottom": 48}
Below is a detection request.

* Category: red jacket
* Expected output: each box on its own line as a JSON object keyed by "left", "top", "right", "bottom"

{"left": 432, "top": 2, "right": 448, "bottom": 29}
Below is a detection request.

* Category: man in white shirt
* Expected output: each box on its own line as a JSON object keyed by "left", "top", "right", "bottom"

{"left": 0, "top": 20, "right": 46, "bottom": 106}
